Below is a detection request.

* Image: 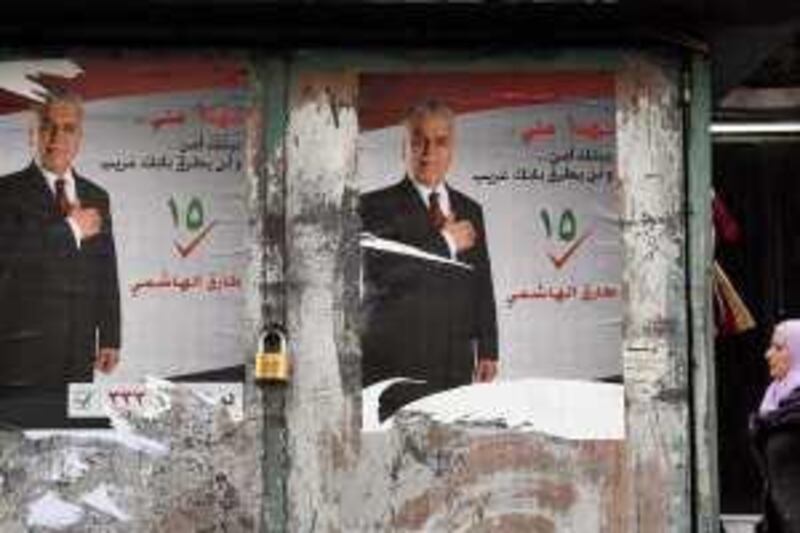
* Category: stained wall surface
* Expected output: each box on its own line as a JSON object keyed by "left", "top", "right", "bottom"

{"left": 277, "top": 51, "right": 700, "bottom": 533}
{"left": 0, "top": 50, "right": 712, "bottom": 533}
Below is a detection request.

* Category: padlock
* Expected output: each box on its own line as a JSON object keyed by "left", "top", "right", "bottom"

{"left": 254, "top": 325, "right": 290, "bottom": 383}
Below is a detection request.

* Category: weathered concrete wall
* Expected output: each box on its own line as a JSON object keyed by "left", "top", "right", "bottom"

{"left": 617, "top": 53, "right": 691, "bottom": 532}
{"left": 280, "top": 51, "right": 695, "bottom": 533}
{"left": 283, "top": 68, "right": 361, "bottom": 533}
{"left": 0, "top": 387, "right": 262, "bottom": 532}
{"left": 0, "top": 50, "right": 707, "bottom": 533}
{"left": 342, "top": 415, "right": 626, "bottom": 532}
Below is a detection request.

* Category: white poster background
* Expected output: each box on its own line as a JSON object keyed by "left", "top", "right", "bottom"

{"left": 0, "top": 88, "right": 249, "bottom": 382}
{"left": 359, "top": 99, "right": 622, "bottom": 382}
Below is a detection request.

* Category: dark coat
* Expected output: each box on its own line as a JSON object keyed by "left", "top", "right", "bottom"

{"left": 0, "top": 163, "right": 120, "bottom": 386}
{"left": 359, "top": 178, "right": 498, "bottom": 417}
{"left": 751, "top": 387, "right": 800, "bottom": 533}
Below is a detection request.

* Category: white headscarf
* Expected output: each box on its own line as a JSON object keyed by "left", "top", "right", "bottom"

{"left": 759, "top": 320, "right": 800, "bottom": 415}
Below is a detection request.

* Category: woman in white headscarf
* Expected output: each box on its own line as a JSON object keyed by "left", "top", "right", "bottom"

{"left": 751, "top": 320, "right": 800, "bottom": 532}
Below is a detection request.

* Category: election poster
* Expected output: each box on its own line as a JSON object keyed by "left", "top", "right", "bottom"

{"left": 357, "top": 72, "right": 625, "bottom": 438}
{"left": 0, "top": 56, "right": 249, "bottom": 427}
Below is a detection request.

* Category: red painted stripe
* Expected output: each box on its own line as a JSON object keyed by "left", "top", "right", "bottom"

{"left": 0, "top": 57, "right": 246, "bottom": 115}
{"left": 359, "top": 72, "right": 614, "bottom": 131}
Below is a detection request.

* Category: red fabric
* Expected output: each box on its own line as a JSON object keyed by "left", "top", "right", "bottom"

{"left": 713, "top": 194, "right": 742, "bottom": 245}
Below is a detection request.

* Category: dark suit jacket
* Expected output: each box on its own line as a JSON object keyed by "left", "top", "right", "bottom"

{"left": 751, "top": 388, "right": 800, "bottom": 533}
{"left": 360, "top": 177, "right": 498, "bottom": 394}
{"left": 0, "top": 163, "right": 120, "bottom": 386}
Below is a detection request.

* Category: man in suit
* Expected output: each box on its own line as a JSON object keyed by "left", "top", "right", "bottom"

{"left": 360, "top": 99, "right": 498, "bottom": 420}
{"left": 0, "top": 92, "right": 121, "bottom": 390}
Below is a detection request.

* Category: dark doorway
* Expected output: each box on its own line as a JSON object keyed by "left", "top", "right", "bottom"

{"left": 714, "top": 140, "right": 800, "bottom": 513}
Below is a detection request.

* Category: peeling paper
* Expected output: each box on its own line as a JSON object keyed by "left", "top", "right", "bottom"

{"left": 185, "top": 382, "right": 244, "bottom": 423}
{"left": 360, "top": 232, "right": 473, "bottom": 270}
{"left": 27, "top": 491, "right": 83, "bottom": 529}
{"left": 364, "top": 377, "right": 625, "bottom": 440}
{"left": 362, "top": 378, "right": 426, "bottom": 431}
{"left": 24, "top": 428, "right": 169, "bottom": 457}
{"left": 48, "top": 449, "right": 90, "bottom": 483}
{"left": 69, "top": 378, "right": 243, "bottom": 422}
{"left": 69, "top": 378, "right": 172, "bottom": 420}
{"left": 0, "top": 60, "right": 83, "bottom": 101}
{"left": 81, "top": 484, "right": 131, "bottom": 522}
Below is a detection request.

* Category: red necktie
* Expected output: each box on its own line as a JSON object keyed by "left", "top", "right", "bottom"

{"left": 54, "top": 179, "right": 71, "bottom": 217}
{"left": 428, "top": 191, "right": 447, "bottom": 230}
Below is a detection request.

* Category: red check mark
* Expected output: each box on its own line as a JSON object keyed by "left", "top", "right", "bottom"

{"left": 174, "top": 220, "right": 218, "bottom": 259}
{"left": 547, "top": 230, "right": 592, "bottom": 270}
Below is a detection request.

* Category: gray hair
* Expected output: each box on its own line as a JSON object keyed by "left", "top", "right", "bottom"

{"left": 32, "top": 90, "right": 84, "bottom": 123}
{"left": 402, "top": 99, "right": 455, "bottom": 129}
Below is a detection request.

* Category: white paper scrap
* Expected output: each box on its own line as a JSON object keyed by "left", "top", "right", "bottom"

{"left": 360, "top": 232, "right": 473, "bottom": 270}
{"left": 364, "top": 377, "right": 625, "bottom": 440}
{"left": 81, "top": 484, "right": 131, "bottom": 522}
{"left": 27, "top": 491, "right": 83, "bottom": 529}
